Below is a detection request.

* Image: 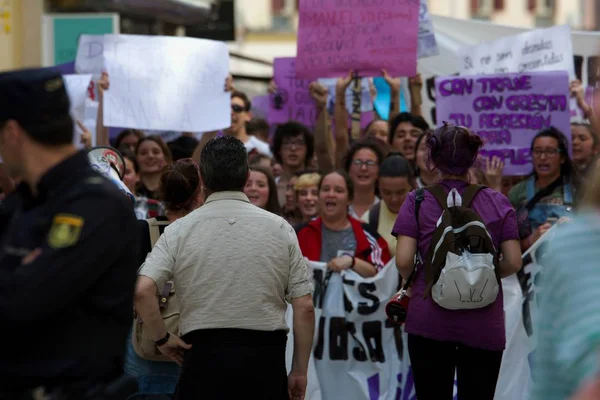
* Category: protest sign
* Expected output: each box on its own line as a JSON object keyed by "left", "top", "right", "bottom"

{"left": 494, "top": 225, "right": 559, "bottom": 400}
{"left": 456, "top": 25, "right": 575, "bottom": 79}
{"left": 296, "top": 0, "right": 419, "bottom": 79}
{"left": 268, "top": 57, "right": 318, "bottom": 127}
{"left": 102, "top": 34, "right": 230, "bottom": 132}
{"left": 435, "top": 71, "right": 571, "bottom": 175}
{"left": 284, "top": 248, "right": 554, "bottom": 400}
{"left": 75, "top": 34, "right": 105, "bottom": 102}
{"left": 418, "top": 0, "right": 438, "bottom": 59}
{"left": 63, "top": 74, "right": 93, "bottom": 147}
{"left": 373, "top": 77, "right": 409, "bottom": 120}
{"left": 76, "top": 34, "right": 105, "bottom": 75}
{"left": 319, "top": 77, "right": 373, "bottom": 114}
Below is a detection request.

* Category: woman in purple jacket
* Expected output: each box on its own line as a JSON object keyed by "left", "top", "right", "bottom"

{"left": 392, "top": 124, "right": 522, "bottom": 400}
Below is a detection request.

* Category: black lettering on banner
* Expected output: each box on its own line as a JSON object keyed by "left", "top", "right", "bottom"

{"left": 363, "top": 321, "right": 385, "bottom": 362}
{"left": 342, "top": 275, "right": 355, "bottom": 313}
{"left": 347, "top": 322, "right": 368, "bottom": 362}
{"left": 329, "top": 317, "right": 349, "bottom": 360}
{"left": 385, "top": 319, "right": 404, "bottom": 360}
{"left": 357, "top": 282, "right": 380, "bottom": 315}
{"left": 312, "top": 269, "right": 325, "bottom": 309}
{"left": 518, "top": 253, "right": 534, "bottom": 337}
{"left": 313, "top": 315, "right": 326, "bottom": 360}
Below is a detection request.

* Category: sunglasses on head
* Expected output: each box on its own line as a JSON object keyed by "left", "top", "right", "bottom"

{"left": 231, "top": 104, "right": 245, "bottom": 113}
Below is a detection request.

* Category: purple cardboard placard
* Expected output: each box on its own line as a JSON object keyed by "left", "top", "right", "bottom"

{"left": 296, "top": 0, "right": 419, "bottom": 80}
{"left": 435, "top": 71, "right": 571, "bottom": 176}
{"left": 268, "top": 57, "right": 319, "bottom": 128}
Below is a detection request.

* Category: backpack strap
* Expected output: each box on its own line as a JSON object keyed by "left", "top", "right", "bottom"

{"left": 368, "top": 202, "right": 381, "bottom": 233}
{"left": 460, "top": 184, "right": 485, "bottom": 208}
{"left": 425, "top": 184, "right": 449, "bottom": 210}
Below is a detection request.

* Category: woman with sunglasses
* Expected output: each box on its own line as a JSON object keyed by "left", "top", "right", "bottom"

{"left": 508, "top": 127, "right": 579, "bottom": 251}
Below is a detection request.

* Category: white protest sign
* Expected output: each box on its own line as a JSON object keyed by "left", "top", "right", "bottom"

{"left": 285, "top": 260, "right": 420, "bottom": 400}
{"left": 102, "top": 34, "right": 231, "bottom": 132}
{"left": 456, "top": 25, "right": 575, "bottom": 79}
{"left": 318, "top": 78, "right": 373, "bottom": 114}
{"left": 76, "top": 34, "right": 105, "bottom": 75}
{"left": 494, "top": 224, "right": 559, "bottom": 400}
{"left": 63, "top": 74, "right": 92, "bottom": 147}
{"left": 285, "top": 245, "right": 559, "bottom": 400}
{"left": 418, "top": 0, "right": 438, "bottom": 59}
{"left": 75, "top": 35, "right": 105, "bottom": 102}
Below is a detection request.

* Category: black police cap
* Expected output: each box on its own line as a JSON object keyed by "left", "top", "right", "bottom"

{"left": 0, "top": 67, "right": 73, "bottom": 144}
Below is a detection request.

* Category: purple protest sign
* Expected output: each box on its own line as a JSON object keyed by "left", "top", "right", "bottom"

{"left": 296, "top": 0, "right": 419, "bottom": 80}
{"left": 268, "top": 57, "right": 319, "bottom": 128}
{"left": 435, "top": 71, "right": 570, "bottom": 176}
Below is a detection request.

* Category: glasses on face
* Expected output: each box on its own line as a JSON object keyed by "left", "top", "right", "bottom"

{"left": 532, "top": 148, "right": 561, "bottom": 158}
{"left": 231, "top": 104, "right": 245, "bottom": 113}
{"left": 351, "top": 159, "right": 378, "bottom": 168}
{"left": 282, "top": 139, "right": 306, "bottom": 148}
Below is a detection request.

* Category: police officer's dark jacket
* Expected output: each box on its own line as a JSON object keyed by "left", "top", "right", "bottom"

{"left": 0, "top": 151, "right": 140, "bottom": 390}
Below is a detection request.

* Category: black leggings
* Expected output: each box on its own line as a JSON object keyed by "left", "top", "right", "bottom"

{"left": 407, "top": 334, "right": 503, "bottom": 400}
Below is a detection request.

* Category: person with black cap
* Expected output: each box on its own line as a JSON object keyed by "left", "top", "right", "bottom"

{"left": 0, "top": 68, "right": 139, "bottom": 399}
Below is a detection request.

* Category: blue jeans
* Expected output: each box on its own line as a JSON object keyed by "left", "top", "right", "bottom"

{"left": 123, "top": 331, "right": 181, "bottom": 398}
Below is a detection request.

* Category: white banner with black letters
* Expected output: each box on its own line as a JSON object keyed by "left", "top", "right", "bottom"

{"left": 286, "top": 234, "right": 557, "bottom": 400}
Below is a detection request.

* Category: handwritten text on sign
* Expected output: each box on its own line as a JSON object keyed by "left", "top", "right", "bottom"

{"left": 268, "top": 57, "right": 318, "bottom": 127}
{"left": 102, "top": 34, "right": 230, "bottom": 132}
{"left": 435, "top": 71, "right": 571, "bottom": 176}
{"left": 296, "top": 0, "right": 419, "bottom": 79}
{"left": 456, "top": 24, "right": 575, "bottom": 79}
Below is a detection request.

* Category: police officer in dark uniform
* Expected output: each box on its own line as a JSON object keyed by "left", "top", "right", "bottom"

{"left": 0, "top": 69, "right": 140, "bottom": 398}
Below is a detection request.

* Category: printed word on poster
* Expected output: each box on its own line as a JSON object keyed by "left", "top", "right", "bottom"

{"left": 456, "top": 24, "right": 575, "bottom": 79}
{"left": 296, "top": 0, "right": 420, "bottom": 79}
{"left": 435, "top": 71, "right": 571, "bottom": 175}
{"left": 102, "top": 34, "right": 230, "bottom": 132}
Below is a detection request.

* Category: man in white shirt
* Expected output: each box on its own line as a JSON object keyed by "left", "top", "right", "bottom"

{"left": 135, "top": 136, "right": 314, "bottom": 400}
{"left": 228, "top": 90, "right": 272, "bottom": 157}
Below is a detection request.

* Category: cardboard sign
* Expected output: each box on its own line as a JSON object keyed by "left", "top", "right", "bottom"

{"left": 435, "top": 71, "right": 571, "bottom": 175}
{"left": 102, "top": 34, "right": 230, "bottom": 132}
{"left": 456, "top": 24, "right": 575, "bottom": 79}
{"left": 296, "top": 0, "right": 419, "bottom": 79}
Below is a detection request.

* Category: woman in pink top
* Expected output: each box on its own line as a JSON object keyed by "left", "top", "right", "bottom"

{"left": 392, "top": 124, "right": 522, "bottom": 400}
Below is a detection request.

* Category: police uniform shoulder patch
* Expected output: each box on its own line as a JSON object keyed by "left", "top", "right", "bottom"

{"left": 47, "top": 214, "right": 84, "bottom": 249}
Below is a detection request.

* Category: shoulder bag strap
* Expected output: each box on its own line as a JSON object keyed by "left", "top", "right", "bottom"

{"left": 368, "top": 202, "right": 381, "bottom": 232}
{"left": 146, "top": 218, "right": 161, "bottom": 248}
{"left": 402, "top": 187, "right": 426, "bottom": 291}
{"left": 525, "top": 176, "right": 563, "bottom": 211}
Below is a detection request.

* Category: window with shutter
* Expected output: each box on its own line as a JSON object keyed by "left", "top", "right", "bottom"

{"left": 494, "top": 0, "right": 504, "bottom": 10}
{"left": 527, "top": 0, "right": 536, "bottom": 12}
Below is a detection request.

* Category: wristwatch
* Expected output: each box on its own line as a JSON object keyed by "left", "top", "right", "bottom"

{"left": 154, "top": 332, "right": 170, "bottom": 346}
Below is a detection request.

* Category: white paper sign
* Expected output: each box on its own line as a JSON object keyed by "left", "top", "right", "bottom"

{"left": 75, "top": 34, "right": 105, "bottom": 75}
{"left": 319, "top": 78, "right": 373, "bottom": 114}
{"left": 456, "top": 25, "right": 575, "bottom": 79}
{"left": 418, "top": 0, "right": 439, "bottom": 59}
{"left": 63, "top": 74, "right": 93, "bottom": 147}
{"left": 102, "top": 34, "right": 231, "bottom": 132}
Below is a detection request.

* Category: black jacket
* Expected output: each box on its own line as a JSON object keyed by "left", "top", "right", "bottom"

{"left": 0, "top": 151, "right": 139, "bottom": 391}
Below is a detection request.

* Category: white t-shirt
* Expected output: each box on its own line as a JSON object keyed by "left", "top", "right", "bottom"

{"left": 245, "top": 135, "right": 272, "bottom": 158}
